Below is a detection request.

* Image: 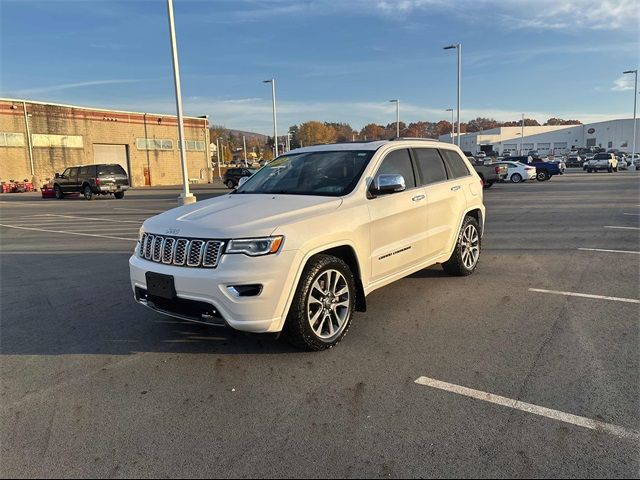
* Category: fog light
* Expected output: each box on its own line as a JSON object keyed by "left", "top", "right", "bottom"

{"left": 227, "top": 284, "right": 262, "bottom": 297}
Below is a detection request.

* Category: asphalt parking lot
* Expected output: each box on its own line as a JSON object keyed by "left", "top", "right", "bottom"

{"left": 1, "top": 171, "right": 638, "bottom": 478}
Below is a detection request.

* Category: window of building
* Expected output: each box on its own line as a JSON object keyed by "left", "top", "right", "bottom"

{"left": 608, "top": 141, "right": 613, "bottom": 149}
{"left": 184, "top": 140, "right": 205, "bottom": 151}
{"left": 553, "top": 142, "right": 567, "bottom": 149}
{"left": 32, "top": 134, "right": 83, "bottom": 148}
{"left": 136, "top": 138, "right": 174, "bottom": 150}
{"left": 503, "top": 143, "right": 518, "bottom": 151}
{"left": 522, "top": 143, "right": 534, "bottom": 150}
{"left": 536, "top": 143, "right": 551, "bottom": 151}
{"left": 0, "top": 132, "right": 25, "bottom": 147}
{"left": 586, "top": 138, "right": 596, "bottom": 147}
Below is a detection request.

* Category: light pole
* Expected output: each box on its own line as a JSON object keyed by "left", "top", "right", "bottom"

{"left": 243, "top": 135, "right": 248, "bottom": 167}
{"left": 216, "top": 138, "right": 221, "bottom": 180}
{"left": 520, "top": 113, "right": 525, "bottom": 155}
{"left": 166, "top": 0, "right": 195, "bottom": 205}
{"left": 446, "top": 108, "right": 454, "bottom": 144}
{"left": 263, "top": 79, "right": 278, "bottom": 158}
{"left": 286, "top": 132, "right": 291, "bottom": 152}
{"left": 623, "top": 69, "right": 638, "bottom": 170}
{"left": 389, "top": 99, "right": 400, "bottom": 137}
{"left": 443, "top": 43, "right": 461, "bottom": 147}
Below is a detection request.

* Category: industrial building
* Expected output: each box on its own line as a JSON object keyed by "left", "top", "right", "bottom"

{"left": 0, "top": 98, "right": 210, "bottom": 187}
{"left": 439, "top": 119, "right": 639, "bottom": 155}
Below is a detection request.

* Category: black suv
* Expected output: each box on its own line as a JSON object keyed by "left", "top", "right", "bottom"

{"left": 223, "top": 168, "right": 256, "bottom": 189}
{"left": 53, "top": 164, "right": 130, "bottom": 200}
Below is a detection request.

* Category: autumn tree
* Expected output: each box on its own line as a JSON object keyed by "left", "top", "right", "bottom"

{"left": 298, "top": 121, "right": 337, "bottom": 146}
{"left": 360, "top": 123, "right": 385, "bottom": 140}
{"left": 466, "top": 117, "right": 500, "bottom": 132}
{"left": 434, "top": 120, "right": 453, "bottom": 137}
{"left": 544, "top": 118, "right": 582, "bottom": 125}
{"left": 324, "top": 122, "right": 356, "bottom": 142}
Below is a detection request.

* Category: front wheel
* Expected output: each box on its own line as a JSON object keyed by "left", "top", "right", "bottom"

{"left": 510, "top": 173, "right": 522, "bottom": 183}
{"left": 284, "top": 254, "right": 356, "bottom": 351}
{"left": 114, "top": 191, "right": 125, "bottom": 199}
{"left": 54, "top": 185, "right": 64, "bottom": 199}
{"left": 442, "top": 216, "right": 481, "bottom": 276}
{"left": 226, "top": 180, "right": 235, "bottom": 189}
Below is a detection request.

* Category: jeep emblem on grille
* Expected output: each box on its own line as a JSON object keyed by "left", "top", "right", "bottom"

{"left": 166, "top": 228, "right": 180, "bottom": 236}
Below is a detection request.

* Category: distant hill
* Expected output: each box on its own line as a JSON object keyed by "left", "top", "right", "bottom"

{"left": 225, "top": 129, "right": 268, "bottom": 142}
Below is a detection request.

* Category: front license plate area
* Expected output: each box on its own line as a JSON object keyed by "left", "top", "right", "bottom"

{"left": 146, "top": 272, "right": 176, "bottom": 300}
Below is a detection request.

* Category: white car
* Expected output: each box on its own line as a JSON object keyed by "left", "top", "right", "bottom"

{"left": 496, "top": 161, "right": 536, "bottom": 183}
{"left": 130, "top": 140, "right": 485, "bottom": 350}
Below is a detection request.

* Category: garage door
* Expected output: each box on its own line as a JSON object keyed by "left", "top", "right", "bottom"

{"left": 93, "top": 144, "right": 128, "bottom": 173}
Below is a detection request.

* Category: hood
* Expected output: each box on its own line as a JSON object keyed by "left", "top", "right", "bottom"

{"left": 143, "top": 193, "right": 343, "bottom": 239}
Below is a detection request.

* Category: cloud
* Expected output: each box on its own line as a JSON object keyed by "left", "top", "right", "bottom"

{"left": 611, "top": 74, "right": 635, "bottom": 91}
{"left": 4, "top": 80, "right": 141, "bottom": 96}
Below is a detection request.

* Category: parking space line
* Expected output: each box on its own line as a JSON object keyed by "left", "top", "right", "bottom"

{"left": 578, "top": 247, "right": 640, "bottom": 255}
{"left": 0, "top": 224, "right": 137, "bottom": 241}
{"left": 528, "top": 288, "right": 639, "bottom": 304}
{"left": 113, "top": 207, "right": 164, "bottom": 213}
{"left": 414, "top": 376, "right": 638, "bottom": 440}
{"left": 38, "top": 214, "right": 141, "bottom": 224}
{"left": 623, "top": 213, "right": 640, "bottom": 216}
{"left": 604, "top": 226, "right": 640, "bottom": 230}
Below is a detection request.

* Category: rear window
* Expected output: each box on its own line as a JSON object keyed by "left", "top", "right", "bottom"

{"left": 97, "top": 165, "right": 126, "bottom": 175}
{"left": 594, "top": 153, "right": 610, "bottom": 160}
{"left": 440, "top": 149, "right": 470, "bottom": 178}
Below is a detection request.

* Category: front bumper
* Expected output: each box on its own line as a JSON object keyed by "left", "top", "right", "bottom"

{"left": 129, "top": 249, "right": 300, "bottom": 333}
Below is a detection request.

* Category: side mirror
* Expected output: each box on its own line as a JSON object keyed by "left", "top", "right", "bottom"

{"left": 371, "top": 174, "right": 406, "bottom": 196}
{"left": 54, "top": 173, "right": 60, "bottom": 179}
{"left": 238, "top": 176, "right": 249, "bottom": 187}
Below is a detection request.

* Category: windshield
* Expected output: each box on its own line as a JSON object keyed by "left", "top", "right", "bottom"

{"left": 234, "top": 150, "right": 374, "bottom": 196}
{"left": 97, "top": 165, "right": 126, "bottom": 175}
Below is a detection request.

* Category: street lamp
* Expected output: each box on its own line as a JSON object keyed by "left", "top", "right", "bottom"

{"left": 520, "top": 113, "right": 525, "bottom": 155}
{"left": 389, "top": 99, "right": 400, "bottom": 138}
{"left": 623, "top": 69, "right": 638, "bottom": 170}
{"left": 446, "top": 108, "right": 454, "bottom": 143}
{"left": 263, "top": 79, "right": 278, "bottom": 158}
{"left": 443, "top": 43, "right": 461, "bottom": 147}
{"left": 166, "top": 0, "right": 195, "bottom": 205}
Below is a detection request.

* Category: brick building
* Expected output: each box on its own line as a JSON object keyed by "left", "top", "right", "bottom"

{"left": 0, "top": 98, "right": 210, "bottom": 187}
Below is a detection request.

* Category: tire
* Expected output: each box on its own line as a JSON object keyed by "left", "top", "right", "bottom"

{"left": 510, "top": 173, "right": 522, "bottom": 183}
{"left": 283, "top": 254, "right": 356, "bottom": 351}
{"left": 442, "top": 216, "right": 481, "bottom": 277}
{"left": 83, "top": 185, "right": 94, "bottom": 200}
{"left": 114, "top": 191, "right": 125, "bottom": 199}
{"left": 536, "top": 171, "right": 549, "bottom": 181}
{"left": 483, "top": 181, "right": 494, "bottom": 189}
{"left": 226, "top": 180, "right": 235, "bottom": 189}
{"left": 54, "top": 185, "right": 64, "bottom": 199}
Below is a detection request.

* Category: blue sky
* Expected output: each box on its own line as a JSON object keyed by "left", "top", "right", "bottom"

{"left": 1, "top": 0, "right": 638, "bottom": 134}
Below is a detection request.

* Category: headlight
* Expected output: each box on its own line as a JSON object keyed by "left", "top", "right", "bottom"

{"left": 137, "top": 226, "right": 145, "bottom": 242}
{"left": 226, "top": 236, "right": 283, "bottom": 256}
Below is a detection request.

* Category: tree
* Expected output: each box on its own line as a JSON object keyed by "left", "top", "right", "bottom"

{"left": 359, "top": 123, "right": 385, "bottom": 140}
{"left": 324, "top": 122, "right": 355, "bottom": 142}
{"left": 502, "top": 118, "right": 540, "bottom": 127}
{"left": 544, "top": 118, "right": 582, "bottom": 125}
{"left": 298, "top": 121, "right": 337, "bottom": 146}
{"left": 466, "top": 117, "right": 500, "bottom": 132}
{"left": 434, "top": 120, "right": 453, "bottom": 137}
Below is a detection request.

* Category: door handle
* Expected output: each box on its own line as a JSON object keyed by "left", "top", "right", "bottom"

{"left": 451, "top": 185, "right": 461, "bottom": 192}
{"left": 412, "top": 194, "right": 426, "bottom": 202}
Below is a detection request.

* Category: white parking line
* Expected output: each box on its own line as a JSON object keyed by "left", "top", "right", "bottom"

{"left": 113, "top": 207, "right": 164, "bottom": 213}
{"left": 578, "top": 247, "right": 640, "bottom": 255}
{"left": 414, "top": 376, "right": 638, "bottom": 440}
{"left": 623, "top": 213, "right": 640, "bottom": 216}
{"left": 529, "top": 288, "right": 639, "bottom": 304}
{"left": 0, "top": 224, "right": 137, "bottom": 241}
{"left": 604, "top": 226, "right": 640, "bottom": 230}
{"left": 38, "top": 214, "right": 141, "bottom": 224}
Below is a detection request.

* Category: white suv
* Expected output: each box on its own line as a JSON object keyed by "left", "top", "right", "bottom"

{"left": 129, "top": 140, "right": 485, "bottom": 350}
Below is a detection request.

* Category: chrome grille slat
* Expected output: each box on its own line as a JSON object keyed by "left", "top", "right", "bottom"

{"left": 139, "top": 234, "right": 222, "bottom": 268}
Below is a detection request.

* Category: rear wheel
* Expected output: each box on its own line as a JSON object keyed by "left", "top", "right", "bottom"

{"left": 83, "top": 185, "right": 93, "bottom": 200}
{"left": 284, "top": 254, "right": 355, "bottom": 351}
{"left": 483, "top": 180, "right": 494, "bottom": 189}
{"left": 510, "top": 173, "right": 522, "bottom": 183}
{"left": 114, "top": 191, "right": 125, "bottom": 199}
{"left": 226, "top": 180, "right": 235, "bottom": 189}
{"left": 54, "top": 185, "right": 64, "bottom": 199}
{"left": 536, "top": 171, "right": 549, "bottom": 181}
{"left": 442, "top": 216, "right": 481, "bottom": 276}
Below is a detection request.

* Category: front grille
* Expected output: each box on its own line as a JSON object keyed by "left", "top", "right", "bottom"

{"left": 139, "top": 233, "right": 223, "bottom": 268}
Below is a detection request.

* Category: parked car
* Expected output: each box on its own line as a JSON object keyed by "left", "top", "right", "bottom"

{"left": 495, "top": 161, "right": 536, "bottom": 183}
{"left": 507, "top": 155, "right": 562, "bottom": 181}
{"left": 130, "top": 140, "right": 485, "bottom": 350}
{"left": 617, "top": 158, "right": 628, "bottom": 170}
{"left": 584, "top": 153, "right": 618, "bottom": 172}
{"left": 565, "top": 156, "right": 583, "bottom": 168}
{"left": 473, "top": 161, "right": 508, "bottom": 188}
{"left": 53, "top": 164, "right": 129, "bottom": 200}
{"left": 476, "top": 151, "right": 486, "bottom": 159}
{"left": 223, "top": 168, "right": 256, "bottom": 189}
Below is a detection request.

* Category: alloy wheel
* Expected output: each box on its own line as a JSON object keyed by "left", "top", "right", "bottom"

{"left": 461, "top": 224, "right": 480, "bottom": 270}
{"left": 307, "top": 269, "right": 351, "bottom": 340}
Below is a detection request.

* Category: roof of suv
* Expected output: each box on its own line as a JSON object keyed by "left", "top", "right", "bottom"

{"left": 290, "top": 139, "right": 443, "bottom": 154}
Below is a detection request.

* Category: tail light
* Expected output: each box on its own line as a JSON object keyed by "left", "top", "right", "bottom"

{"left": 480, "top": 178, "right": 484, "bottom": 187}
{"left": 494, "top": 166, "right": 501, "bottom": 174}
{"left": 525, "top": 167, "right": 535, "bottom": 171}
{"left": 95, "top": 178, "right": 101, "bottom": 185}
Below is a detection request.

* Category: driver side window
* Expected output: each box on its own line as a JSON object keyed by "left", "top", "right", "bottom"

{"left": 374, "top": 149, "right": 416, "bottom": 189}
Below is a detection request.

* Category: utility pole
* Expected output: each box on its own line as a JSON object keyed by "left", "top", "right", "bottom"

{"left": 22, "top": 102, "right": 35, "bottom": 184}
{"left": 216, "top": 138, "right": 221, "bottom": 180}
{"left": 263, "top": 79, "right": 278, "bottom": 158}
{"left": 243, "top": 135, "right": 248, "bottom": 167}
{"left": 623, "top": 69, "right": 638, "bottom": 170}
{"left": 166, "top": 0, "right": 195, "bottom": 205}
{"left": 443, "top": 44, "right": 462, "bottom": 146}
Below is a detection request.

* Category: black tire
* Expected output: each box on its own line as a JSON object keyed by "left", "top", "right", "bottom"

{"left": 226, "top": 180, "right": 235, "bottom": 189}
{"left": 442, "top": 216, "right": 481, "bottom": 277}
{"left": 510, "top": 173, "right": 522, "bottom": 183}
{"left": 114, "top": 191, "right": 125, "bottom": 199}
{"left": 483, "top": 180, "right": 494, "bottom": 189}
{"left": 283, "top": 254, "right": 356, "bottom": 351}
{"left": 83, "top": 185, "right": 94, "bottom": 200}
{"left": 54, "top": 185, "right": 64, "bottom": 199}
{"left": 536, "top": 171, "right": 549, "bottom": 181}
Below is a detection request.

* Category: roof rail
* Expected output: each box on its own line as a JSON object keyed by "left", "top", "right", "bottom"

{"left": 389, "top": 137, "right": 440, "bottom": 142}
